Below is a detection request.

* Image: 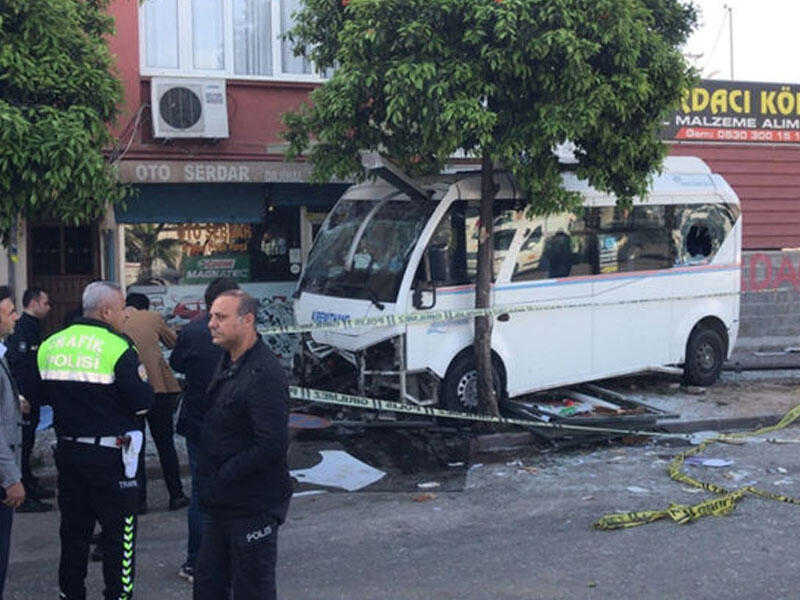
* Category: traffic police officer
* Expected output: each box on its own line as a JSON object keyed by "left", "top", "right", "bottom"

{"left": 38, "top": 281, "right": 154, "bottom": 600}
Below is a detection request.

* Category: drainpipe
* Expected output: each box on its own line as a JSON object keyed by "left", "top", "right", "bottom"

{"left": 7, "top": 218, "right": 17, "bottom": 295}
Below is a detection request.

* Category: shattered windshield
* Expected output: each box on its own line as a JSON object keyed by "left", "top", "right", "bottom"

{"left": 298, "top": 198, "right": 435, "bottom": 302}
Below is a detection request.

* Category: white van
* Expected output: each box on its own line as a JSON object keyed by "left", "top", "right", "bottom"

{"left": 293, "top": 157, "right": 741, "bottom": 412}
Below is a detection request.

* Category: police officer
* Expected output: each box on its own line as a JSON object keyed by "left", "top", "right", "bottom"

{"left": 193, "top": 290, "right": 291, "bottom": 600}
{"left": 6, "top": 287, "right": 53, "bottom": 512}
{"left": 38, "top": 281, "right": 154, "bottom": 600}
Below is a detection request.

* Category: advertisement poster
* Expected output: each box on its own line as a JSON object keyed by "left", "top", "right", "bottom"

{"left": 182, "top": 254, "right": 250, "bottom": 283}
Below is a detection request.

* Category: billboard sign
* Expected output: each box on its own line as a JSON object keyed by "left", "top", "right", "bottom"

{"left": 663, "top": 80, "right": 800, "bottom": 144}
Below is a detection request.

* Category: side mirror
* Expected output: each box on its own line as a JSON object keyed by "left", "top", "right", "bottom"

{"left": 413, "top": 284, "right": 436, "bottom": 310}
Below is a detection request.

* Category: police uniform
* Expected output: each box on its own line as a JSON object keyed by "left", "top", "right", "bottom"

{"left": 6, "top": 312, "right": 44, "bottom": 492}
{"left": 37, "top": 318, "right": 154, "bottom": 600}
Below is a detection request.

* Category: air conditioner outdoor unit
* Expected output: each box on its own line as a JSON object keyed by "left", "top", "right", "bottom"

{"left": 151, "top": 77, "right": 229, "bottom": 139}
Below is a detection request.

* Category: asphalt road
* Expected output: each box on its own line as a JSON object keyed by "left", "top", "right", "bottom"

{"left": 8, "top": 421, "right": 800, "bottom": 599}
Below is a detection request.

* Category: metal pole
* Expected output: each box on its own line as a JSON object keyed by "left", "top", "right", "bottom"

{"left": 728, "top": 5, "right": 734, "bottom": 79}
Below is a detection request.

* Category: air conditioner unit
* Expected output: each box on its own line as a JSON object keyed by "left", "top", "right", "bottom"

{"left": 151, "top": 77, "right": 229, "bottom": 139}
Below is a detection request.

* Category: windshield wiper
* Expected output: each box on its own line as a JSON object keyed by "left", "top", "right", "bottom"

{"left": 364, "top": 285, "right": 385, "bottom": 311}
{"left": 324, "top": 281, "right": 385, "bottom": 311}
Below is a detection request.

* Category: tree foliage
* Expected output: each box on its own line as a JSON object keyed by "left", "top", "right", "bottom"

{"left": 0, "top": 0, "right": 124, "bottom": 243}
{"left": 284, "top": 0, "right": 697, "bottom": 212}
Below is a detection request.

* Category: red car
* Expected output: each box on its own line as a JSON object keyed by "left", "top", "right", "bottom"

{"left": 172, "top": 297, "right": 204, "bottom": 320}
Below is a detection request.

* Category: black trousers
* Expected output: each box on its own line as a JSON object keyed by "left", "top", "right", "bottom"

{"left": 137, "top": 393, "right": 183, "bottom": 504}
{"left": 20, "top": 401, "right": 40, "bottom": 490}
{"left": 55, "top": 441, "right": 139, "bottom": 600}
{"left": 193, "top": 512, "right": 279, "bottom": 600}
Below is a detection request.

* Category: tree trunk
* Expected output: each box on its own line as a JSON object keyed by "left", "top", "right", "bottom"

{"left": 474, "top": 153, "right": 499, "bottom": 417}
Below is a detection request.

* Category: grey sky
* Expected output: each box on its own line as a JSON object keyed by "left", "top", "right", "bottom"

{"left": 684, "top": 0, "right": 799, "bottom": 83}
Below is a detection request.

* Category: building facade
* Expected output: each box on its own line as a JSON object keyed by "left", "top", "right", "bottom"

{"left": 13, "top": 0, "right": 347, "bottom": 364}
{"left": 6, "top": 19, "right": 800, "bottom": 353}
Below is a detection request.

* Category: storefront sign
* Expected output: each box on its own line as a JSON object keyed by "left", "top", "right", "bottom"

{"left": 663, "top": 80, "right": 800, "bottom": 144}
{"left": 117, "top": 160, "right": 316, "bottom": 183}
{"left": 182, "top": 254, "right": 250, "bottom": 283}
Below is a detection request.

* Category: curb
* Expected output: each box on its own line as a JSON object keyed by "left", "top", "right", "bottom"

{"left": 657, "top": 414, "right": 783, "bottom": 434}
{"left": 470, "top": 413, "right": 790, "bottom": 456}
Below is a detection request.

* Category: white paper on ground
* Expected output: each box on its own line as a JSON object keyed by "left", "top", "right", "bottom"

{"left": 290, "top": 450, "right": 386, "bottom": 492}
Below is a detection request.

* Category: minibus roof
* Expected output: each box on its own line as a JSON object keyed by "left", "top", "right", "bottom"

{"left": 341, "top": 156, "right": 735, "bottom": 205}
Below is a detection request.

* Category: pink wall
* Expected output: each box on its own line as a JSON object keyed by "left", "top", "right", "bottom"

{"left": 106, "top": 0, "right": 318, "bottom": 162}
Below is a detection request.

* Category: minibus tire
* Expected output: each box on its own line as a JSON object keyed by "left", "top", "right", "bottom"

{"left": 684, "top": 327, "right": 725, "bottom": 386}
{"left": 442, "top": 355, "right": 502, "bottom": 414}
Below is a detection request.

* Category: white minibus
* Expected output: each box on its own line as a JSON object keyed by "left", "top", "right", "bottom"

{"left": 293, "top": 156, "right": 741, "bottom": 412}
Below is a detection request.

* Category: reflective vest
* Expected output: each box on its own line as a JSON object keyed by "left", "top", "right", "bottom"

{"left": 37, "top": 324, "right": 130, "bottom": 385}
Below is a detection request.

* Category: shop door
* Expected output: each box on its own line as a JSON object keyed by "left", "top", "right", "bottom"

{"left": 28, "top": 223, "right": 100, "bottom": 335}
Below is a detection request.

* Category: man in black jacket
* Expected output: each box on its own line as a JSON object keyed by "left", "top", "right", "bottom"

{"left": 170, "top": 277, "right": 238, "bottom": 583}
{"left": 193, "top": 290, "right": 291, "bottom": 600}
{"left": 7, "top": 287, "right": 53, "bottom": 512}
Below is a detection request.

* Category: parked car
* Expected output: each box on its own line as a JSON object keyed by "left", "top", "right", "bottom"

{"left": 172, "top": 297, "right": 204, "bottom": 320}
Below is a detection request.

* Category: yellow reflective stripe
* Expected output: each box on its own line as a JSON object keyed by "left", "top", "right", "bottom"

{"left": 39, "top": 370, "right": 115, "bottom": 384}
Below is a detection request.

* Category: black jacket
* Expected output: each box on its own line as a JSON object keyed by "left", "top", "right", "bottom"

{"left": 170, "top": 314, "right": 223, "bottom": 444}
{"left": 198, "top": 338, "right": 292, "bottom": 519}
{"left": 7, "top": 312, "right": 44, "bottom": 404}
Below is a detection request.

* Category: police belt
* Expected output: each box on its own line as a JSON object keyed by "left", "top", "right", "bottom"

{"left": 59, "top": 435, "right": 130, "bottom": 449}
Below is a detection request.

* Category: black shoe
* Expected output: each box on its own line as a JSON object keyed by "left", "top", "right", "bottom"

{"left": 16, "top": 497, "right": 53, "bottom": 513}
{"left": 90, "top": 544, "right": 103, "bottom": 562}
{"left": 169, "top": 494, "right": 189, "bottom": 511}
{"left": 28, "top": 484, "right": 55, "bottom": 500}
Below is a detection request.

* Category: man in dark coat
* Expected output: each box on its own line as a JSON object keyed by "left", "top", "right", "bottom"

{"left": 6, "top": 287, "right": 53, "bottom": 512}
{"left": 193, "top": 290, "right": 291, "bottom": 600}
{"left": 170, "top": 278, "right": 238, "bottom": 583}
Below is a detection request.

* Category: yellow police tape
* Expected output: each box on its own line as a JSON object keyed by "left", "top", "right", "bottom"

{"left": 289, "top": 386, "right": 692, "bottom": 439}
{"left": 259, "top": 290, "right": 738, "bottom": 337}
{"left": 593, "top": 403, "right": 800, "bottom": 530}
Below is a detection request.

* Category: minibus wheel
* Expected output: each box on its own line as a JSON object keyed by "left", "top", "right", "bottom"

{"left": 684, "top": 327, "right": 725, "bottom": 386}
{"left": 442, "top": 355, "right": 502, "bottom": 414}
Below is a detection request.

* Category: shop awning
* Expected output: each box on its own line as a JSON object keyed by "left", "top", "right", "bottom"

{"left": 115, "top": 184, "right": 266, "bottom": 224}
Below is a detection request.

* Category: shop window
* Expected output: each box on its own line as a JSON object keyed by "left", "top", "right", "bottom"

{"left": 124, "top": 208, "right": 300, "bottom": 287}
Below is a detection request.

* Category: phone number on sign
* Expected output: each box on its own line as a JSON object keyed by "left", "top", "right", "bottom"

{"left": 676, "top": 127, "right": 800, "bottom": 143}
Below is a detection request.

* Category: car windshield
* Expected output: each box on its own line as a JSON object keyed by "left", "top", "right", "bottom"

{"left": 298, "top": 198, "right": 435, "bottom": 302}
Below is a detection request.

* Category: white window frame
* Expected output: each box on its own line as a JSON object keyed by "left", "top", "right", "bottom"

{"left": 138, "top": 0, "right": 326, "bottom": 83}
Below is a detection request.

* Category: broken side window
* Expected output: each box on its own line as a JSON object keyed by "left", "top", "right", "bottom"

{"left": 673, "top": 204, "right": 739, "bottom": 266}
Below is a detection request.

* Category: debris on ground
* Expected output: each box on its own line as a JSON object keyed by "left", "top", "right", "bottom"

{"left": 417, "top": 481, "right": 440, "bottom": 490}
{"left": 684, "top": 457, "right": 734, "bottom": 468}
{"left": 290, "top": 450, "right": 386, "bottom": 491}
{"left": 412, "top": 492, "right": 438, "bottom": 502}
